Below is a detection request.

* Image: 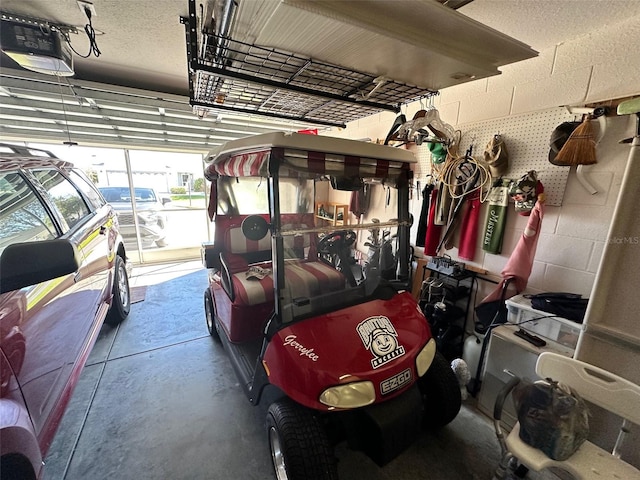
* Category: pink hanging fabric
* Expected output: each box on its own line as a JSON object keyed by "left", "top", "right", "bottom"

{"left": 482, "top": 198, "right": 545, "bottom": 303}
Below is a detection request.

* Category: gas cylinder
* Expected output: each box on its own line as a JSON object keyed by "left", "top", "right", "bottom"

{"left": 462, "top": 333, "right": 484, "bottom": 379}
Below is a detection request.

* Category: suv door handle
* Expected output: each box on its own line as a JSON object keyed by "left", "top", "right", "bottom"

{"left": 100, "top": 226, "right": 107, "bottom": 235}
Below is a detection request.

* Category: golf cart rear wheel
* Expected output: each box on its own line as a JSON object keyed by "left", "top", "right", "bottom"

{"left": 266, "top": 399, "right": 338, "bottom": 480}
{"left": 204, "top": 289, "right": 220, "bottom": 341}
{"left": 418, "top": 351, "right": 462, "bottom": 429}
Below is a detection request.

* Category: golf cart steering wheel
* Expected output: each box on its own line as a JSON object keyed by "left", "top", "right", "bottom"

{"left": 317, "top": 230, "right": 358, "bottom": 286}
{"left": 317, "top": 230, "right": 357, "bottom": 254}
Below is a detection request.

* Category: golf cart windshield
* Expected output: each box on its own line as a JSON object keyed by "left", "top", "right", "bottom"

{"left": 205, "top": 133, "right": 415, "bottom": 324}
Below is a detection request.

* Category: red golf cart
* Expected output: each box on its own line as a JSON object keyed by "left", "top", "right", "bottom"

{"left": 202, "top": 132, "right": 460, "bottom": 479}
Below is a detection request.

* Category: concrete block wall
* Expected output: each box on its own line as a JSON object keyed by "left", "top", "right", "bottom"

{"left": 324, "top": 13, "right": 640, "bottom": 301}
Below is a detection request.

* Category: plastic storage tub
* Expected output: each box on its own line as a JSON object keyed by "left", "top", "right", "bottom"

{"left": 505, "top": 294, "right": 582, "bottom": 350}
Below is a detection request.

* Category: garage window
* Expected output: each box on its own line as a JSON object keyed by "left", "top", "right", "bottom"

{"left": 32, "top": 169, "right": 90, "bottom": 230}
{"left": 0, "top": 172, "right": 57, "bottom": 254}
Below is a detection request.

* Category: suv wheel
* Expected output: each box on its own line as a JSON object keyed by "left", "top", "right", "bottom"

{"left": 418, "top": 351, "right": 462, "bottom": 429}
{"left": 204, "top": 289, "right": 220, "bottom": 341}
{"left": 105, "top": 255, "right": 131, "bottom": 326}
{"left": 267, "top": 399, "right": 337, "bottom": 480}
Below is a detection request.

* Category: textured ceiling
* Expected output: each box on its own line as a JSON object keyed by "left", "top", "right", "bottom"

{"left": 459, "top": 0, "right": 640, "bottom": 52}
{"left": 2, "top": 0, "right": 639, "bottom": 97}
{"left": 0, "top": 0, "right": 191, "bottom": 95}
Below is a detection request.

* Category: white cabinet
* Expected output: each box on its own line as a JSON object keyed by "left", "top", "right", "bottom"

{"left": 477, "top": 324, "right": 574, "bottom": 429}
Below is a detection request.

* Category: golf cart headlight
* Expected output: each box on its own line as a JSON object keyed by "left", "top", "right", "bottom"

{"left": 416, "top": 338, "right": 436, "bottom": 377}
{"left": 319, "top": 381, "right": 375, "bottom": 408}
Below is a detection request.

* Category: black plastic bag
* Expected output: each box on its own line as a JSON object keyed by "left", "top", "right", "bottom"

{"left": 474, "top": 278, "right": 513, "bottom": 334}
{"left": 474, "top": 299, "right": 507, "bottom": 334}
{"left": 513, "top": 379, "right": 589, "bottom": 461}
{"left": 526, "top": 292, "right": 588, "bottom": 323}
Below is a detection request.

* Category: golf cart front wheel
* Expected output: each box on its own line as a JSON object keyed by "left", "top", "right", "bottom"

{"left": 266, "top": 399, "right": 338, "bottom": 480}
{"left": 418, "top": 351, "right": 462, "bottom": 429}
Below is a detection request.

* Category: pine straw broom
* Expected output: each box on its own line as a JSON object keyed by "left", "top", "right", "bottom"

{"left": 554, "top": 115, "right": 597, "bottom": 166}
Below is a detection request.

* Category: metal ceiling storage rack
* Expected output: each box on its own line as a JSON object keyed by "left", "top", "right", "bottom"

{"left": 181, "top": 0, "right": 437, "bottom": 128}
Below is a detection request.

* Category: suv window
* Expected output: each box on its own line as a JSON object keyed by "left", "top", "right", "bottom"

{"left": 0, "top": 172, "right": 57, "bottom": 255}
{"left": 69, "top": 170, "right": 105, "bottom": 209}
{"left": 32, "top": 169, "right": 90, "bottom": 230}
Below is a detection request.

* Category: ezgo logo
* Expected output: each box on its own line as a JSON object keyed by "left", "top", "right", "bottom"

{"left": 380, "top": 369, "right": 412, "bottom": 395}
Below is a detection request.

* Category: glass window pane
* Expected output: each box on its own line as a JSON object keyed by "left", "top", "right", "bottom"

{"left": 216, "top": 177, "right": 310, "bottom": 215}
{"left": 217, "top": 177, "right": 269, "bottom": 215}
{"left": 0, "top": 172, "right": 57, "bottom": 255}
{"left": 25, "top": 143, "right": 211, "bottom": 263}
{"left": 69, "top": 169, "right": 105, "bottom": 209}
{"left": 127, "top": 149, "right": 208, "bottom": 256}
{"left": 33, "top": 169, "right": 90, "bottom": 230}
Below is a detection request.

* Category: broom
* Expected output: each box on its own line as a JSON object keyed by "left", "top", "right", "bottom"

{"left": 554, "top": 114, "right": 597, "bottom": 166}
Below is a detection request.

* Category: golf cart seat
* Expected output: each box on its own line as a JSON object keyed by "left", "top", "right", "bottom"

{"left": 213, "top": 218, "right": 346, "bottom": 343}
{"left": 221, "top": 253, "right": 346, "bottom": 307}
{"left": 493, "top": 352, "right": 640, "bottom": 479}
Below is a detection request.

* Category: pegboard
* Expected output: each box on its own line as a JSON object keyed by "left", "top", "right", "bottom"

{"left": 412, "top": 107, "right": 578, "bottom": 206}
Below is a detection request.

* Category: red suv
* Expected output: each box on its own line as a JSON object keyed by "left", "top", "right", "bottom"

{"left": 0, "top": 144, "right": 130, "bottom": 480}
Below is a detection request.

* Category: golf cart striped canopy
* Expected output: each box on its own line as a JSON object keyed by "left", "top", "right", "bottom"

{"left": 204, "top": 132, "right": 415, "bottom": 181}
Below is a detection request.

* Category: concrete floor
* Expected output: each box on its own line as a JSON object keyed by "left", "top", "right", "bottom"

{"left": 43, "top": 261, "right": 556, "bottom": 480}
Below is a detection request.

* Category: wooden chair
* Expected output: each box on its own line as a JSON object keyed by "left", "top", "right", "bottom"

{"left": 493, "top": 352, "right": 640, "bottom": 479}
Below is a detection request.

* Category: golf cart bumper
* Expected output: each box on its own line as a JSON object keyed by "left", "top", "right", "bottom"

{"left": 343, "top": 383, "right": 423, "bottom": 466}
